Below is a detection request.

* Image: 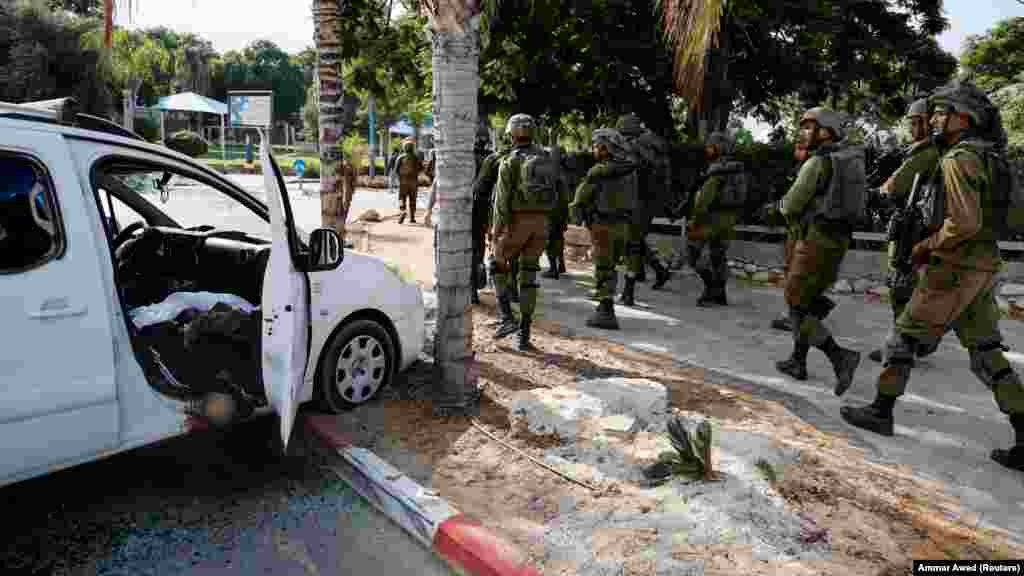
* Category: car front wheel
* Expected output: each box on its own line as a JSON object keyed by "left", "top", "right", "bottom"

{"left": 318, "top": 319, "right": 395, "bottom": 413}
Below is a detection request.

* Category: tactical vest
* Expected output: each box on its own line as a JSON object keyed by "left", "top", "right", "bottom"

{"left": 593, "top": 162, "right": 638, "bottom": 219}
{"left": 705, "top": 159, "right": 748, "bottom": 209}
{"left": 811, "top": 144, "right": 868, "bottom": 222}
{"left": 624, "top": 131, "right": 671, "bottom": 205}
{"left": 505, "top": 145, "right": 559, "bottom": 213}
{"left": 397, "top": 153, "right": 418, "bottom": 178}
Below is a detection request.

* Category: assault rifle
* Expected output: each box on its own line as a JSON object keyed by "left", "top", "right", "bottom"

{"left": 886, "top": 172, "right": 925, "bottom": 292}
{"left": 867, "top": 145, "right": 907, "bottom": 189}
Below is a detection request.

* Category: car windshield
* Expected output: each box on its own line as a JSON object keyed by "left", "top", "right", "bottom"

{"left": 113, "top": 170, "right": 308, "bottom": 241}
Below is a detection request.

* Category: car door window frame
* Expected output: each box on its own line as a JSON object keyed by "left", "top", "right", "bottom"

{"left": 0, "top": 150, "right": 67, "bottom": 275}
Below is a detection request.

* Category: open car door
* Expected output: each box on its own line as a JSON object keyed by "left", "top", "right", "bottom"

{"left": 259, "top": 130, "right": 310, "bottom": 450}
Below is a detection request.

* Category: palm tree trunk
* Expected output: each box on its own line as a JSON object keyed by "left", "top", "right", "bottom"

{"left": 429, "top": 12, "right": 482, "bottom": 415}
{"left": 314, "top": 0, "right": 347, "bottom": 239}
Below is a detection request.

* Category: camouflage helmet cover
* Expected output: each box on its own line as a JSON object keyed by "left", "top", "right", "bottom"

{"left": 705, "top": 131, "right": 736, "bottom": 156}
{"left": 615, "top": 113, "right": 644, "bottom": 138}
{"left": 800, "top": 107, "right": 845, "bottom": 141}
{"left": 906, "top": 98, "right": 929, "bottom": 118}
{"left": 505, "top": 113, "right": 536, "bottom": 140}
{"left": 591, "top": 127, "right": 631, "bottom": 163}
{"left": 928, "top": 80, "right": 992, "bottom": 127}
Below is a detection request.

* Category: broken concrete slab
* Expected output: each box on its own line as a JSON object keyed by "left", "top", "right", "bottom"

{"left": 574, "top": 378, "right": 669, "bottom": 428}
{"left": 510, "top": 387, "right": 607, "bottom": 439}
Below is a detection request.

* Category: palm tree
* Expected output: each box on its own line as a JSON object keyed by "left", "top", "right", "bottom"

{"left": 416, "top": 0, "right": 484, "bottom": 414}
{"left": 657, "top": 0, "right": 729, "bottom": 137}
{"left": 313, "top": 0, "right": 347, "bottom": 238}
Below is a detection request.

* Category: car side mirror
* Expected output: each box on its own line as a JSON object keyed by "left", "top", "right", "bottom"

{"left": 307, "top": 228, "right": 344, "bottom": 271}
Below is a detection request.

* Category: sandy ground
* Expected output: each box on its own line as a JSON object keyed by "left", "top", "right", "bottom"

{"left": 323, "top": 207, "right": 1024, "bottom": 575}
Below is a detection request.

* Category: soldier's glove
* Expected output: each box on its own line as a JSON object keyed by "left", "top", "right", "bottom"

{"left": 910, "top": 240, "right": 932, "bottom": 270}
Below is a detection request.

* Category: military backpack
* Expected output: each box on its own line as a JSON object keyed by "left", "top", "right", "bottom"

{"left": 505, "top": 145, "right": 560, "bottom": 211}
{"left": 813, "top": 144, "right": 868, "bottom": 222}
{"left": 956, "top": 140, "right": 1024, "bottom": 239}
{"left": 705, "top": 160, "right": 748, "bottom": 209}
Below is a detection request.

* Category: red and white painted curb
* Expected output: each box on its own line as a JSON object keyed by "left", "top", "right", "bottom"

{"left": 305, "top": 414, "right": 541, "bottom": 576}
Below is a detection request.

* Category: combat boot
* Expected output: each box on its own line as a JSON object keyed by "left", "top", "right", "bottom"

{"left": 398, "top": 210, "right": 407, "bottom": 224}
{"left": 712, "top": 278, "right": 728, "bottom": 306}
{"left": 494, "top": 293, "right": 518, "bottom": 339}
{"left": 776, "top": 340, "right": 809, "bottom": 381}
{"left": 517, "top": 316, "right": 535, "bottom": 351}
{"left": 696, "top": 271, "right": 717, "bottom": 307}
{"left": 809, "top": 295, "right": 836, "bottom": 320}
{"left": 586, "top": 299, "right": 619, "bottom": 330}
{"left": 840, "top": 393, "right": 897, "bottom": 437}
{"left": 991, "top": 414, "right": 1024, "bottom": 471}
{"left": 820, "top": 337, "right": 861, "bottom": 396}
{"left": 619, "top": 276, "right": 636, "bottom": 307}
{"left": 651, "top": 258, "right": 673, "bottom": 290}
{"left": 771, "top": 315, "right": 794, "bottom": 332}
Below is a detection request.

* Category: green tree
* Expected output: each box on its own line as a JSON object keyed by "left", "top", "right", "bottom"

{"left": 0, "top": 0, "right": 113, "bottom": 116}
{"left": 962, "top": 17, "right": 1024, "bottom": 91}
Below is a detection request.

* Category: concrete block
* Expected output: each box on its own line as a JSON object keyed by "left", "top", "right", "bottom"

{"left": 575, "top": 378, "right": 669, "bottom": 426}
{"left": 510, "top": 387, "right": 607, "bottom": 439}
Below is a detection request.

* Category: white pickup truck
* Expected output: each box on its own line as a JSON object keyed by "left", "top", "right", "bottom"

{"left": 0, "top": 99, "right": 425, "bottom": 488}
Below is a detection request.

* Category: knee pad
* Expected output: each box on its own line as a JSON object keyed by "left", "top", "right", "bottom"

{"left": 970, "top": 340, "right": 1013, "bottom": 388}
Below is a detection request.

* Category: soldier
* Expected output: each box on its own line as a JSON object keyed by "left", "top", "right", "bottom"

{"left": 541, "top": 134, "right": 570, "bottom": 280}
{"left": 390, "top": 139, "right": 421, "bottom": 224}
{"left": 868, "top": 98, "right": 943, "bottom": 362}
{"left": 478, "top": 129, "right": 519, "bottom": 306}
{"left": 491, "top": 114, "right": 563, "bottom": 350}
{"left": 686, "top": 131, "right": 747, "bottom": 307}
{"left": 770, "top": 145, "right": 837, "bottom": 331}
{"left": 766, "top": 107, "right": 863, "bottom": 395}
{"left": 570, "top": 128, "right": 638, "bottom": 330}
{"left": 841, "top": 81, "right": 1024, "bottom": 472}
{"left": 459, "top": 125, "right": 495, "bottom": 302}
{"left": 615, "top": 114, "right": 673, "bottom": 305}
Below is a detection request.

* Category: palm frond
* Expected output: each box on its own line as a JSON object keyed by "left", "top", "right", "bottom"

{"left": 656, "top": 0, "right": 726, "bottom": 111}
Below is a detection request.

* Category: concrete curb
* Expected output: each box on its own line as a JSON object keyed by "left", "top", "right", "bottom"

{"left": 304, "top": 414, "right": 541, "bottom": 576}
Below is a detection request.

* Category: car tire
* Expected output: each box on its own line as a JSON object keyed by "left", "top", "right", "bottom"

{"left": 317, "top": 319, "right": 395, "bottom": 413}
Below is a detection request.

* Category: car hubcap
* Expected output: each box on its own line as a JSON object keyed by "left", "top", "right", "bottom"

{"left": 335, "top": 335, "right": 388, "bottom": 404}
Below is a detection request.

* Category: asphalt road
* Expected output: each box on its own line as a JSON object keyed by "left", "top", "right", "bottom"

{"left": 1, "top": 414, "right": 454, "bottom": 576}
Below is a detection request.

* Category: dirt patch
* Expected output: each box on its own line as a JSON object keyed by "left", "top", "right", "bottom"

{"left": 324, "top": 303, "right": 1024, "bottom": 575}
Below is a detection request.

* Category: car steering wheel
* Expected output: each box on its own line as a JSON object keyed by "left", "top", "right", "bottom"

{"left": 112, "top": 220, "right": 148, "bottom": 251}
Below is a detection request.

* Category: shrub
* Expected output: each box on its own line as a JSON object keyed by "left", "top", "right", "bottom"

{"left": 165, "top": 130, "right": 208, "bottom": 158}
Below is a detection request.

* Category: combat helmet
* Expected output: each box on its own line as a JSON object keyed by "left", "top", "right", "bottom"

{"left": 706, "top": 131, "right": 736, "bottom": 156}
{"left": 505, "top": 113, "right": 537, "bottom": 142}
{"left": 800, "top": 107, "right": 845, "bottom": 141}
{"left": 615, "top": 113, "right": 645, "bottom": 138}
{"left": 928, "top": 80, "right": 993, "bottom": 128}
{"left": 592, "top": 127, "right": 630, "bottom": 163}
{"left": 906, "top": 98, "right": 929, "bottom": 118}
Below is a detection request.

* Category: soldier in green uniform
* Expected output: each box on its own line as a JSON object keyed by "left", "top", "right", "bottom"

{"left": 570, "top": 128, "right": 638, "bottom": 330}
{"left": 766, "top": 107, "right": 863, "bottom": 395}
{"left": 541, "top": 139, "right": 570, "bottom": 280}
{"left": 491, "top": 114, "right": 563, "bottom": 350}
{"left": 841, "top": 81, "right": 1024, "bottom": 472}
{"left": 479, "top": 131, "right": 520, "bottom": 305}
{"left": 686, "top": 131, "right": 747, "bottom": 306}
{"left": 615, "top": 114, "right": 673, "bottom": 305}
{"left": 868, "top": 98, "right": 943, "bottom": 362}
{"left": 771, "top": 146, "right": 837, "bottom": 331}
{"left": 390, "top": 139, "right": 421, "bottom": 224}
